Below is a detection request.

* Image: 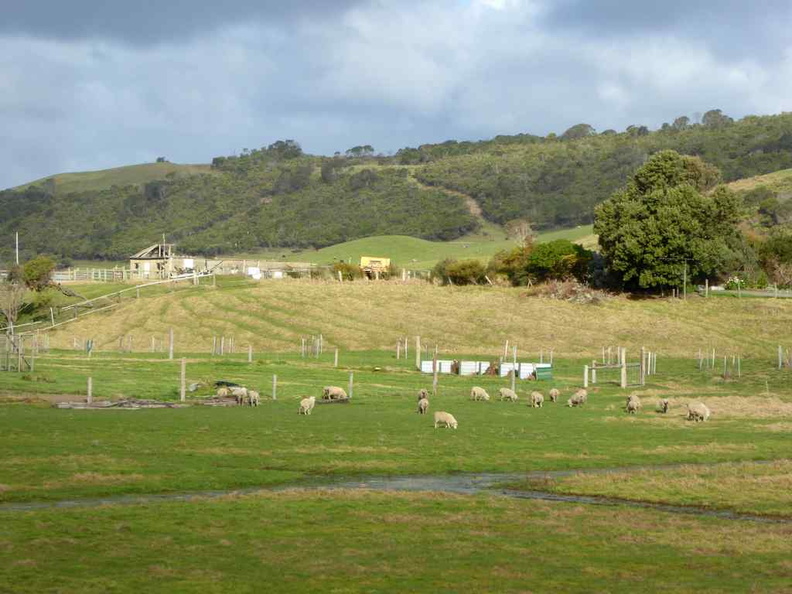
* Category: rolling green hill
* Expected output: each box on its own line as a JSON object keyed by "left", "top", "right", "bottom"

{"left": 14, "top": 162, "right": 215, "bottom": 195}
{"left": 3, "top": 112, "right": 792, "bottom": 263}
{"left": 278, "top": 225, "right": 594, "bottom": 269}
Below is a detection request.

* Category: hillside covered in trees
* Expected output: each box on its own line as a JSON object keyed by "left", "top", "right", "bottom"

{"left": 2, "top": 111, "right": 792, "bottom": 261}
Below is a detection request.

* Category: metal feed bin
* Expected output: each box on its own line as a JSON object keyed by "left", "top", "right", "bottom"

{"left": 535, "top": 363, "right": 553, "bottom": 381}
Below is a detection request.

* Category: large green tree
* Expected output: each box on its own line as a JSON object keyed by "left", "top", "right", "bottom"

{"left": 594, "top": 150, "right": 741, "bottom": 290}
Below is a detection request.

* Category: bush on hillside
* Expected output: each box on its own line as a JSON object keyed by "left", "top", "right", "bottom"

{"left": 433, "top": 259, "right": 488, "bottom": 285}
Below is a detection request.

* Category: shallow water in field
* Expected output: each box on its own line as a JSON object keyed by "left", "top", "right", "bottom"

{"left": 1, "top": 463, "right": 788, "bottom": 524}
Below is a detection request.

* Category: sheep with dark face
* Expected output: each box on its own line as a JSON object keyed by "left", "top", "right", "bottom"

{"left": 417, "top": 389, "right": 429, "bottom": 401}
{"left": 687, "top": 402, "right": 711, "bottom": 422}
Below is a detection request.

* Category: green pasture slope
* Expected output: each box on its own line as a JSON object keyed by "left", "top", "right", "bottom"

{"left": 279, "top": 224, "right": 595, "bottom": 269}
{"left": 12, "top": 162, "right": 214, "bottom": 195}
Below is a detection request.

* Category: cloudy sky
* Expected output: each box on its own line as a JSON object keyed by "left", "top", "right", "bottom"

{"left": 2, "top": 0, "right": 791, "bottom": 188}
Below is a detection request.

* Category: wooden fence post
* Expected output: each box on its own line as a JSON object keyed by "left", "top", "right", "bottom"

{"left": 334, "top": 348, "right": 339, "bottom": 368}
{"left": 272, "top": 374, "right": 277, "bottom": 400}
{"left": 432, "top": 354, "right": 438, "bottom": 396}
{"left": 248, "top": 345, "right": 253, "bottom": 363}
{"left": 50, "top": 307, "right": 55, "bottom": 327}
{"left": 620, "top": 349, "right": 627, "bottom": 388}
{"left": 348, "top": 372, "right": 354, "bottom": 399}
{"left": 591, "top": 361, "right": 597, "bottom": 384}
{"left": 396, "top": 340, "right": 401, "bottom": 360}
{"left": 583, "top": 365, "right": 589, "bottom": 388}
{"left": 180, "top": 358, "right": 186, "bottom": 402}
{"left": 87, "top": 377, "right": 93, "bottom": 404}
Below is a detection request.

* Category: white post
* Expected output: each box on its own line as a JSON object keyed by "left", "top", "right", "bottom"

{"left": 50, "top": 307, "right": 55, "bottom": 327}
{"left": 334, "top": 348, "right": 339, "bottom": 368}
{"left": 272, "top": 374, "right": 277, "bottom": 400}
{"left": 348, "top": 372, "right": 354, "bottom": 399}
{"left": 248, "top": 344, "right": 253, "bottom": 363}
{"left": 87, "top": 376, "right": 93, "bottom": 404}
{"left": 415, "top": 336, "right": 421, "bottom": 370}
{"left": 180, "top": 358, "right": 186, "bottom": 402}
{"left": 583, "top": 365, "right": 589, "bottom": 388}
{"left": 168, "top": 327, "right": 174, "bottom": 360}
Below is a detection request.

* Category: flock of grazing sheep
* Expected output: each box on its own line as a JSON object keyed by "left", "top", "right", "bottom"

{"left": 216, "top": 382, "right": 712, "bottom": 426}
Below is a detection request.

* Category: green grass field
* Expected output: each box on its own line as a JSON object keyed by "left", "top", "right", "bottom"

{"left": 1, "top": 283, "right": 790, "bottom": 592}
{"left": 221, "top": 225, "right": 595, "bottom": 270}
{"left": 728, "top": 167, "right": 792, "bottom": 198}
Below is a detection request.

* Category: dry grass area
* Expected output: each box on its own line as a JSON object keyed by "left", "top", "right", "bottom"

{"left": 535, "top": 460, "right": 792, "bottom": 516}
{"left": 45, "top": 280, "right": 792, "bottom": 356}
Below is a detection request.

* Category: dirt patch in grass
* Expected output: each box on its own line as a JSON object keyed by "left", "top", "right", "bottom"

{"left": 699, "top": 396, "right": 792, "bottom": 419}
{"left": 632, "top": 443, "right": 758, "bottom": 455}
{"left": 540, "top": 453, "right": 608, "bottom": 460}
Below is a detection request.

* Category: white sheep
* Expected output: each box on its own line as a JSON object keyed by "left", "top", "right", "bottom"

{"left": 322, "top": 386, "right": 347, "bottom": 400}
{"left": 434, "top": 411, "right": 458, "bottom": 429}
{"left": 548, "top": 388, "right": 560, "bottom": 403}
{"left": 567, "top": 393, "right": 584, "bottom": 407}
{"left": 299, "top": 396, "right": 316, "bottom": 415}
{"left": 417, "top": 389, "right": 429, "bottom": 401}
{"left": 499, "top": 387, "right": 518, "bottom": 402}
{"left": 687, "top": 402, "right": 711, "bottom": 422}
{"left": 626, "top": 394, "right": 641, "bottom": 415}
{"left": 231, "top": 386, "right": 248, "bottom": 405}
{"left": 530, "top": 391, "right": 544, "bottom": 408}
{"left": 418, "top": 398, "right": 429, "bottom": 415}
{"left": 248, "top": 390, "right": 260, "bottom": 407}
{"left": 658, "top": 398, "right": 670, "bottom": 414}
{"left": 216, "top": 387, "right": 231, "bottom": 398}
{"left": 470, "top": 387, "right": 490, "bottom": 401}
{"left": 574, "top": 388, "right": 588, "bottom": 405}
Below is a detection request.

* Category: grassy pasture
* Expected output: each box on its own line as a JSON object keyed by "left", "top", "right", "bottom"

{"left": 41, "top": 277, "right": 792, "bottom": 357}
{"left": 249, "top": 225, "right": 595, "bottom": 270}
{"left": 1, "top": 283, "right": 791, "bottom": 592}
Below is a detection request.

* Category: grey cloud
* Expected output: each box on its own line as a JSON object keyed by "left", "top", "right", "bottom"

{"left": 0, "top": 0, "right": 366, "bottom": 45}
{"left": 542, "top": 0, "right": 792, "bottom": 60}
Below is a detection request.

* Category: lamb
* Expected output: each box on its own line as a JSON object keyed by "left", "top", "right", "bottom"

{"left": 470, "top": 387, "right": 490, "bottom": 401}
{"left": 418, "top": 397, "right": 429, "bottom": 415}
{"left": 248, "top": 390, "right": 260, "bottom": 407}
{"left": 548, "top": 388, "right": 560, "bottom": 403}
{"left": 658, "top": 398, "right": 670, "bottom": 414}
{"left": 322, "top": 386, "right": 347, "bottom": 400}
{"left": 499, "top": 387, "right": 518, "bottom": 402}
{"left": 299, "top": 396, "right": 316, "bottom": 415}
{"left": 626, "top": 394, "right": 641, "bottom": 415}
{"left": 417, "top": 389, "right": 429, "bottom": 401}
{"left": 574, "top": 388, "right": 588, "bottom": 404}
{"left": 530, "top": 391, "right": 544, "bottom": 408}
{"left": 687, "top": 402, "right": 711, "bottom": 422}
{"left": 434, "top": 411, "right": 458, "bottom": 429}
{"left": 216, "top": 387, "right": 231, "bottom": 398}
{"left": 567, "top": 393, "right": 585, "bottom": 407}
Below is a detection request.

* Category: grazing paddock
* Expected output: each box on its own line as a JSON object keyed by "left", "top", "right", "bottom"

{"left": 0, "top": 336, "right": 790, "bottom": 591}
